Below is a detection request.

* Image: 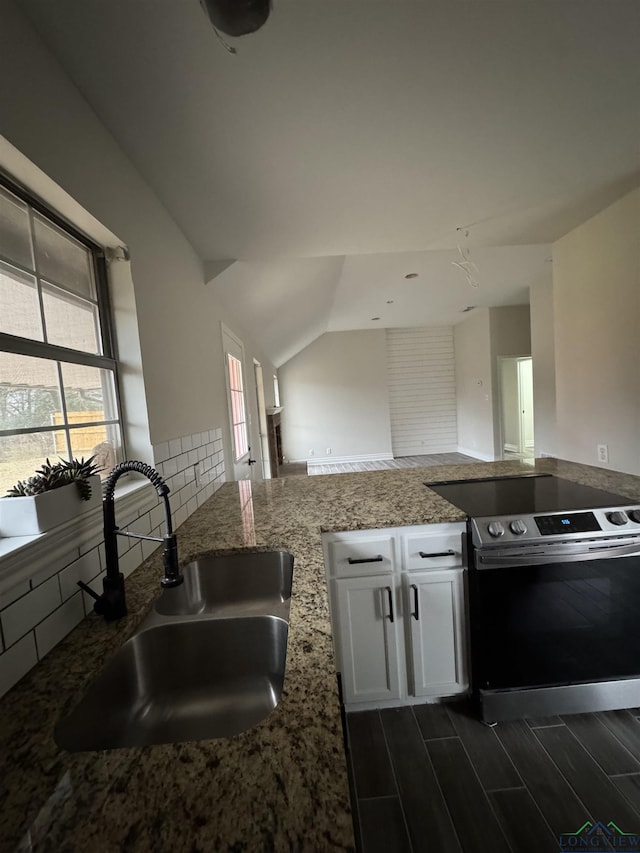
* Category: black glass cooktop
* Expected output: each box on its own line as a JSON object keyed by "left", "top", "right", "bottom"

{"left": 427, "top": 473, "right": 631, "bottom": 517}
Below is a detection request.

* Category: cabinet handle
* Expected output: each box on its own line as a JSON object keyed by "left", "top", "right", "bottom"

{"left": 347, "top": 555, "right": 384, "bottom": 565}
{"left": 419, "top": 549, "right": 455, "bottom": 559}
{"left": 411, "top": 583, "right": 419, "bottom": 620}
{"left": 385, "top": 586, "right": 394, "bottom": 623}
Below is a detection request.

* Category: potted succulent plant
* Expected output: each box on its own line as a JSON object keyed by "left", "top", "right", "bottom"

{"left": 0, "top": 456, "right": 102, "bottom": 537}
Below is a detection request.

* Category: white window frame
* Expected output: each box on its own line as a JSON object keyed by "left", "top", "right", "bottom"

{"left": 0, "top": 171, "right": 125, "bottom": 488}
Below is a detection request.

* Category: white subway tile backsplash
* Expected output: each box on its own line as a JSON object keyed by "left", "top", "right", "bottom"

{"left": 164, "top": 457, "right": 178, "bottom": 478}
{"left": 127, "top": 514, "right": 152, "bottom": 537}
{"left": 35, "top": 594, "right": 84, "bottom": 659}
{"left": 148, "top": 503, "right": 166, "bottom": 531}
{"left": 30, "top": 548, "right": 79, "bottom": 589}
{"left": 0, "top": 579, "right": 30, "bottom": 611}
{"left": 169, "top": 470, "right": 186, "bottom": 493}
{"left": 119, "top": 543, "right": 143, "bottom": 579}
{"left": 0, "top": 423, "right": 225, "bottom": 699}
{"left": 1, "top": 577, "right": 61, "bottom": 648}
{"left": 169, "top": 438, "right": 182, "bottom": 458}
{"left": 0, "top": 633, "right": 38, "bottom": 697}
{"left": 174, "top": 505, "right": 188, "bottom": 528}
{"left": 153, "top": 441, "right": 170, "bottom": 464}
{"left": 59, "top": 550, "right": 101, "bottom": 601}
{"left": 141, "top": 537, "right": 161, "bottom": 561}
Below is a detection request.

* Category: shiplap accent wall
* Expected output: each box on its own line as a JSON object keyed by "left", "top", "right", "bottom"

{"left": 386, "top": 327, "right": 457, "bottom": 456}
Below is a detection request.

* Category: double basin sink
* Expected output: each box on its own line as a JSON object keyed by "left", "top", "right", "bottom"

{"left": 55, "top": 551, "right": 294, "bottom": 752}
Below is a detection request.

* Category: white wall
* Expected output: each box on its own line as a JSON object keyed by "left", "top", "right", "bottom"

{"left": 553, "top": 188, "right": 640, "bottom": 475}
{"left": 454, "top": 306, "right": 531, "bottom": 460}
{"left": 454, "top": 309, "right": 494, "bottom": 460}
{"left": 0, "top": 0, "right": 277, "bottom": 471}
{"left": 279, "top": 331, "right": 392, "bottom": 463}
{"left": 530, "top": 275, "right": 556, "bottom": 457}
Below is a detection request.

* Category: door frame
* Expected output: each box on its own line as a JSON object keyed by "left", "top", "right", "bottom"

{"left": 253, "top": 358, "right": 271, "bottom": 478}
{"left": 221, "top": 323, "right": 252, "bottom": 480}
{"left": 498, "top": 355, "right": 534, "bottom": 459}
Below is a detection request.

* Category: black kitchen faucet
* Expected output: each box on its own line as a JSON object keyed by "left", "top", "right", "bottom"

{"left": 78, "top": 461, "right": 183, "bottom": 621}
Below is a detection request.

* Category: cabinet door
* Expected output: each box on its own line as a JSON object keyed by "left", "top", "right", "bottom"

{"left": 335, "top": 575, "right": 401, "bottom": 704}
{"left": 405, "top": 569, "right": 467, "bottom": 697}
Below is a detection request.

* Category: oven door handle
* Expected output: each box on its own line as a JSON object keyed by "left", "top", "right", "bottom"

{"left": 476, "top": 540, "right": 640, "bottom": 569}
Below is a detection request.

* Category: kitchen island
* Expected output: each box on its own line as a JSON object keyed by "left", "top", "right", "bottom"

{"left": 2, "top": 456, "right": 640, "bottom": 851}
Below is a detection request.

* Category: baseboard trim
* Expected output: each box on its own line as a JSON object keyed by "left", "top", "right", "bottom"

{"left": 457, "top": 446, "right": 495, "bottom": 462}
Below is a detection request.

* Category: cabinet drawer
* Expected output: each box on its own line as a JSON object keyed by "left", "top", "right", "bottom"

{"left": 329, "top": 536, "right": 395, "bottom": 577}
{"left": 403, "top": 530, "right": 463, "bottom": 570}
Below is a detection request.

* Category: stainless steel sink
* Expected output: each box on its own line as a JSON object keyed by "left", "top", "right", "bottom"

{"left": 154, "top": 551, "right": 294, "bottom": 617}
{"left": 55, "top": 615, "right": 288, "bottom": 751}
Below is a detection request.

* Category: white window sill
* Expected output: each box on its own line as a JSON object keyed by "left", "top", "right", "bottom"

{"left": 0, "top": 479, "right": 157, "bottom": 595}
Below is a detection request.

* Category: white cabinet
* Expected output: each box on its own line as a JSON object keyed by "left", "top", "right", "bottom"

{"left": 404, "top": 569, "right": 466, "bottom": 698}
{"left": 323, "top": 523, "right": 468, "bottom": 709}
{"left": 335, "top": 575, "right": 401, "bottom": 703}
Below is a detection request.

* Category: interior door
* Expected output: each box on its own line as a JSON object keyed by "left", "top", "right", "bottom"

{"left": 499, "top": 356, "right": 534, "bottom": 458}
{"left": 253, "top": 359, "right": 271, "bottom": 478}
{"left": 222, "top": 324, "right": 252, "bottom": 481}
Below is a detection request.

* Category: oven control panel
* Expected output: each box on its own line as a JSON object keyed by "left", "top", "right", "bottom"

{"left": 472, "top": 506, "right": 640, "bottom": 547}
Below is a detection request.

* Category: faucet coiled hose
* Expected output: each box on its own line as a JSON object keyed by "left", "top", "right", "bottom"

{"left": 103, "top": 460, "right": 169, "bottom": 501}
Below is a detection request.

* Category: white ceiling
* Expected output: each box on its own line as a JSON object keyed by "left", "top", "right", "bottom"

{"left": 18, "top": 0, "right": 640, "bottom": 365}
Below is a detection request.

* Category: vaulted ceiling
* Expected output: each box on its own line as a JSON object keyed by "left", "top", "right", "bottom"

{"left": 18, "top": 0, "right": 640, "bottom": 365}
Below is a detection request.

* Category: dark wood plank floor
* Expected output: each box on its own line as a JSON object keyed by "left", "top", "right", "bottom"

{"left": 345, "top": 702, "right": 640, "bottom": 853}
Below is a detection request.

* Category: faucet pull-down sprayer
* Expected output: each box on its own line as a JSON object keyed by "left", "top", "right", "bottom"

{"left": 78, "top": 461, "right": 183, "bottom": 621}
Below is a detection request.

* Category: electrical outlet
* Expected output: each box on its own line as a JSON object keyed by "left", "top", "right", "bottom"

{"left": 326, "top": 447, "right": 331, "bottom": 455}
{"left": 597, "top": 444, "right": 609, "bottom": 464}
{"left": 309, "top": 449, "right": 314, "bottom": 457}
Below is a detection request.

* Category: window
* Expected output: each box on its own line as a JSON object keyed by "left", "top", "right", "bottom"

{"left": 227, "top": 352, "right": 249, "bottom": 461}
{"left": 273, "top": 373, "right": 280, "bottom": 408}
{"left": 0, "top": 176, "right": 122, "bottom": 495}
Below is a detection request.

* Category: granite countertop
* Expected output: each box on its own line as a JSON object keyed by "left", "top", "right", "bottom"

{"left": 3, "top": 456, "right": 640, "bottom": 851}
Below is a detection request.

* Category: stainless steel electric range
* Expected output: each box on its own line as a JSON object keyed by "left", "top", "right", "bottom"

{"left": 428, "top": 473, "right": 640, "bottom": 722}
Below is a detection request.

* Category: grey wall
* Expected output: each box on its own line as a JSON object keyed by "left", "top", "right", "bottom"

{"left": 453, "top": 309, "right": 494, "bottom": 460}
{"left": 279, "top": 330, "right": 392, "bottom": 463}
{"left": 530, "top": 275, "right": 556, "bottom": 457}
{"left": 553, "top": 188, "right": 640, "bottom": 475}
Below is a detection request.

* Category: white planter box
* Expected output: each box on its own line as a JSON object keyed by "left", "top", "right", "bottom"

{"left": 0, "top": 476, "right": 102, "bottom": 537}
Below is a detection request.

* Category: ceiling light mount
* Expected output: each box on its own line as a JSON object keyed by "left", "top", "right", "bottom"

{"left": 200, "top": 0, "right": 271, "bottom": 36}
{"left": 452, "top": 227, "right": 480, "bottom": 289}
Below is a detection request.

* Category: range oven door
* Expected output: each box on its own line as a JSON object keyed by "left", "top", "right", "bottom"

{"left": 469, "top": 540, "right": 640, "bottom": 718}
